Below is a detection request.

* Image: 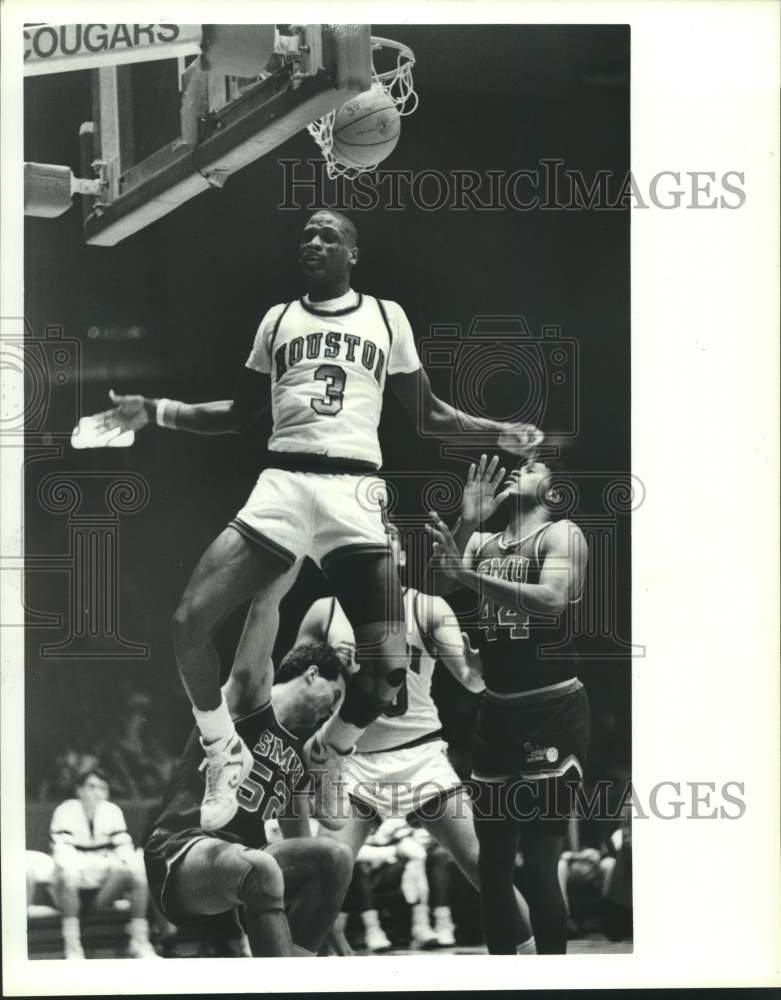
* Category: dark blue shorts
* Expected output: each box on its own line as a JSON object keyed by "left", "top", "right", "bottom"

{"left": 470, "top": 679, "right": 590, "bottom": 834}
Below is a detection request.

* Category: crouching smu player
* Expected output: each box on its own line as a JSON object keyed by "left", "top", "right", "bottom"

{"left": 428, "top": 454, "right": 589, "bottom": 955}
{"left": 144, "top": 643, "right": 353, "bottom": 957}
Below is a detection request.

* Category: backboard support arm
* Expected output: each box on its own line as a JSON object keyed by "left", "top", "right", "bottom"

{"left": 81, "top": 25, "right": 372, "bottom": 245}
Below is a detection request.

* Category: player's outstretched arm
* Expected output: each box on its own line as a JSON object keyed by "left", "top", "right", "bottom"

{"left": 91, "top": 368, "right": 271, "bottom": 437}
{"left": 294, "top": 600, "right": 331, "bottom": 646}
{"left": 389, "top": 367, "right": 543, "bottom": 458}
{"left": 420, "top": 594, "right": 485, "bottom": 693}
{"left": 429, "top": 515, "right": 587, "bottom": 616}
{"left": 428, "top": 521, "right": 485, "bottom": 596}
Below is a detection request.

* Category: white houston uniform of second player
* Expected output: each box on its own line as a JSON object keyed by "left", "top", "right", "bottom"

{"left": 304, "top": 580, "right": 535, "bottom": 952}
{"left": 321, "top": 587, "right": 466, "bottom": 818}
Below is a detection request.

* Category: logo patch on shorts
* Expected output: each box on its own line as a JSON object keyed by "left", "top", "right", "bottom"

{"left": 524, "top": 744, "right": 559, "bottom": 764}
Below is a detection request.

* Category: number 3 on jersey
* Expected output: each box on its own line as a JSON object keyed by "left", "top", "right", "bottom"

{"left": 311, "top": 364, "right": 346, "bottom": 415}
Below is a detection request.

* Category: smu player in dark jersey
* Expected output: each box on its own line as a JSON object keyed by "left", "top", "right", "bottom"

{"left": 144, "top": 643, "right": 353, "bottom": 957}
{"left": 93, "top": 210, "right": 542, "bottom": 835}
{"left": 427, "top": 454, "right": 588, "bottom": 954}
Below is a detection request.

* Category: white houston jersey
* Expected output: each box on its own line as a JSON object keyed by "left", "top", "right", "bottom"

{"left": 324, "top": 588, "right": 442, "bottom": 753}
{"left": 245, "top": 289, "right": 420, "bottom": 469}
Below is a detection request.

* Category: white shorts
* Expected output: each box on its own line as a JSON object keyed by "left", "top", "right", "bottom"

{"left": 231, "top": 468, "right": 389, "bottom": 569}
{"left": 342, "top": 739, "right": 463, "bottom": 821}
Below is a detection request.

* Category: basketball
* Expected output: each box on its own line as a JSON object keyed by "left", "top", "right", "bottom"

{"left": 331, "top": 85, "right": 401, "bottom": 169}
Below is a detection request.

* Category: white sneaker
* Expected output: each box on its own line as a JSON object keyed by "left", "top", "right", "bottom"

{"left": 127, "top": 939, "right": 161, "bottom": 959}
{"left": 411, "top": 924, "right": 440, "bottom": 950}
{"left": 63, "top": 941, "right": 85, "bottom": 960}
{"left": 199, "top": 735, "right": 253, "bottom": 832}
{"left": 364, "top": 925, "right": 392, "bottom": 953}
{"left": 303, "top": 731, "right": 350, "bottom": 830}
{"left": 434, "top": 922, "right": 456, "bottom": 947}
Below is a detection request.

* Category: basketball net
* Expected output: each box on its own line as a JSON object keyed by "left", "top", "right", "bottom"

{"left": 307, "top": 36, "right": 418, "bottom": 180}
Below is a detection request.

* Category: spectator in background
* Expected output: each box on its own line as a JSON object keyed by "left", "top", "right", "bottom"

{"left": 556, "top": 809, "right": 632, "bottom": 942}
{"left": 98, "top": 692, "right": 174, "bottom": 799}
{"left": 348, "top": 818, "right": 439, "bottom": 951}
{"left": 425, "top": 839, "right": 459, "bottom": 947}
{"left": 49, "top": 767, "right": 157, "bottom": 959}
{"left": 36, "top": 747, "right": 101, "bottom": 803}
{"left": 599, "top": 814, "right": 632, "bottom": 941}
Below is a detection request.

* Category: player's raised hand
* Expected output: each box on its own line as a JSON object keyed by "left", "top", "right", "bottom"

{"left": 461, "top": 453, "right": 509, "bottom": 524}
{"left": 94, "top": 390, "right": 152, "bottom": 433}
{"left": 426, "top": 512, "right": 464, "bottom": 580}
{"left": 497, "top": 422, "right": 544, "bottom": 458}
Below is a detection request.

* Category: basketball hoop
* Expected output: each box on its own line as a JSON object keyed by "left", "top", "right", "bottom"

{"left": 308, "top": 36, "right": 418, "bottom": 180}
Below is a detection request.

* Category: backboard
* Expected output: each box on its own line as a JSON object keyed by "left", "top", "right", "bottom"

{"left": 81, "top": 25, "right": 372, "bottom": 246}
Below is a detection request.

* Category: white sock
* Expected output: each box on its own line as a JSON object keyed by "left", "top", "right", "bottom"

{"left": 361, "top": 909, "right": 380, "bottom": 930}
{"left": 433, "top": 905, "right": 454, "bottom": 928}
{"left": 517, "top": 936, "right": 537, "bottom": 955}
{"left": 320, "top": 713, "right": 363, "bottom": 753}
{"left": 412, "top": 903, "right": 432, "bottom": 929}
{"left": 128, "top": 917, "right": 150, "bottom": 943}
{"left": 194, "top": 694, "right": 235, "bottom": 745}
{"left": 227, "top": 933, "right": 251, "bottom": 957}
{"left": 62, "top": 916, "right": 81, "bottom": 946}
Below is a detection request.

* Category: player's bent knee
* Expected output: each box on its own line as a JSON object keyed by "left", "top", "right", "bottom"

{"left": 317, "top": 840, "right": 354, "bottom": 885}
{"left": 295, "top": 838, "right": 354, "bottom": 884}
{"left": 385, "top": 666, "right": 406, "bottom": 688}
{"left": 341, "top": 676, "right": 401, "bottom": 726}
{"left": 171, "top": 603, "right": 195, "bottom": 643}
{"left": 235, "top": 850, "right": 285, "bottom": 914}
{"left": 351, "top": 646, "right": 407, "bottom": 690}
{"left": 171, "top": 599, "right": 216, "bottom": 646}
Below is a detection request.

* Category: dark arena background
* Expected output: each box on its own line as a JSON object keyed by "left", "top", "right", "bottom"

{"left": 23, "top": 24, "right": 632, "bottom": 956}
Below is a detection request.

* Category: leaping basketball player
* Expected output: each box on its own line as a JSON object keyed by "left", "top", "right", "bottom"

{"left": 427, "top": 454, "right": 589, "bottom": 954}
{"left": 92, "top": 211, "right": 542, "bottom": 834}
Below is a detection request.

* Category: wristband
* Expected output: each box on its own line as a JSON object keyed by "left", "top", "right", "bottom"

{"left": 155, "top": 398, "right": 179, "bottom": 429}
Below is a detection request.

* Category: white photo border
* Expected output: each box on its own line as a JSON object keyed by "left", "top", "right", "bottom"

{"left": 2, "top": 0, "right": 779, "bottom": 993}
